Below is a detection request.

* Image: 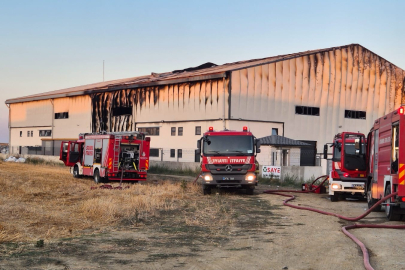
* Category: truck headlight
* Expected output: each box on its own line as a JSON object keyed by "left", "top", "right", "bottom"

{"left": 203, "top": 173, "right": 213, "bottom": 182}
{"left": 331, "top": 183, "right": 341, "bottom": 190}
{"left": 245, "top": 173, "right": 256, "bottom": 182}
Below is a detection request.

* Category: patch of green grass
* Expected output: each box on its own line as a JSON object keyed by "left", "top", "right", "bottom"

{"left": 25, "top": 157, "right": 64, "bottom": 167}
{"left": 148, "top": 165, "right": 200, "bottom": 177}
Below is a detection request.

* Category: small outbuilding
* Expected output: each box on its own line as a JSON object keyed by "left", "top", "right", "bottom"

{"left": 257, "top": 135, "right": 310, "bottom": 167}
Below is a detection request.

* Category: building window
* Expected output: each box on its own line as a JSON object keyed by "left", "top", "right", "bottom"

{"left": 31, "top": 131, "right": 33, "bottom": 137}
{"left": 295, "top": 106, "right": 320, "bottom": 116}
{"left": 178, "top": 127, "right": 183, "bottom": 136}
{"left": 39, "top": 130, "right": 52, "bottom": 137}
{"left": 345, "top": 110, "right": 366, "bottom": 120}
{"left": 178, "top": 149, "right": 182, "bottom": 158}
{"left": 195, "top": 126, "right": 201, "bottom": 135}
{"left": 20, "top": 131, "right": 22, "bottom": 137}
{"left": 27, "top": 131, "right": 30, "bottom": 137}
{"left": 150, "top": 148, "right": 160, "bottom": 157}
{"left": 112, "top": 106, "right": 132, "bottom": 116}
{"left": 171, "top": 127, "right": 176, "bottom": 136}
{"left": 138, "top": 127, "right": 160, "bottom": 136}
{"left": 170, "top": 149, "right": 175, "bottom": 158}
{"left": 272, "top": 128, "right": 278, "bottom": 135}
{"left": 55, "top": 112, "right": 69, "bottom": 119}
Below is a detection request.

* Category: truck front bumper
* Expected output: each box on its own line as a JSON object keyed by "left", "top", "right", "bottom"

{"left": 201, "top": 172, "right": 257, "bottom": 187}
{"left": 329, "top": 179, "right": 365, "bottom": 195}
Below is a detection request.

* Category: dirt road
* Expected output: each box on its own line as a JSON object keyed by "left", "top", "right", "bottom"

{"left": 1, "top": 164, "right": 404, "bottom": 270}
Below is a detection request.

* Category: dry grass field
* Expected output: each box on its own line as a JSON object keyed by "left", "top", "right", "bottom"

{"left": 2, "top": 160, "right": 403, "bottom": 270}
{"left": 0, "top": 162, "right": 232, "bottom": 244}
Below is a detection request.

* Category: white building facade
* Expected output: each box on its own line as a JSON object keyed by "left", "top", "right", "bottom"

{"left": 6, "top": 44, "right": 405, "bottom": 173}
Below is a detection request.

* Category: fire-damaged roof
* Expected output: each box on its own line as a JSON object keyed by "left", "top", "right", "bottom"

{"left": 5, "top": 43, "right": 402, "bottom": 104}
{"left": 259, "top": 135, "right": 310, "bottom": 147}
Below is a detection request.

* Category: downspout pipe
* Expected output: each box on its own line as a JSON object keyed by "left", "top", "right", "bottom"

{"left": 50, "top": 99, "right": 54, "bottom": 155}
{"left": 6, "top": 103, "right": 10, "bottom": 154}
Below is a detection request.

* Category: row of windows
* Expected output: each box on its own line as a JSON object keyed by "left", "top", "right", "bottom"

{"left": 138, "top": 126, "right": 202, "bottom": 136}
{"left": 138, "top": 127, "right": 160, "bottom": 136}
{"left": 295, "top": 106, "right": 366, "bottom": 119}
{"left": 149, "top": 148, "right": 183, "bottom": 158}
{"left": 58, "top": 107, "right": 133, "bottom": 118}
{"left": 170, "top": 149, "right": 182, "bottom": 158}
{"left": 20, "top": 130, "right": 52, "bottom": 137}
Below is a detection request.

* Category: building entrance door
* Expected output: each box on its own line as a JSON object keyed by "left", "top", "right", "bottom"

{"left": 299, "top": 141, "right": 317, "bottom": 166}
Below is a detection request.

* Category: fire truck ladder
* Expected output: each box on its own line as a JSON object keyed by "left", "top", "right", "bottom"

{"left": 113, "top": 136, "right": 122, "bottom": 172}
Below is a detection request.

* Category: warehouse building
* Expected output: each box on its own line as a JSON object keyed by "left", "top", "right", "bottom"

{"left": 5, "top": 44, "right": 405, "bottom": 173}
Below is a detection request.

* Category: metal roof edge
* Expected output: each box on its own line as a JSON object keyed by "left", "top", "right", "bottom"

{"left": 227, "top": 43, "right": 404, "bottom": 73}
{"left": 5, "top": 72, "right": 227, "bottom": 104}
{"left": 83, "top": 72, "right": 227, "bottom": 95}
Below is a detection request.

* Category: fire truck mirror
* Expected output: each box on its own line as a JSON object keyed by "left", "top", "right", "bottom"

{"left": 255, "top": 139, "right": 261, "bottom": 149}
{"left": 323, "top": 144, "right": 328, "bottom": 159}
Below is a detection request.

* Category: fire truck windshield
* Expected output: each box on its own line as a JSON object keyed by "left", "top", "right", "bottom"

{"left": 203, "top": 135, "right": 254, "bottom": 156}
{"left": 333, "top": 135, "right": 366, "bottom": 171}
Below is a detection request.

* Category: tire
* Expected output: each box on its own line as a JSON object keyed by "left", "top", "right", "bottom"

{"left": 330, "top": 194, "right": 339, "bottom": 202}
{"left": 202, "top": 185, "right": 211, "bottom": 195}
{"left": 246, "top": 188, "right": 254, "bottom": 195}
{"left": 94, "top": 169, "right": 102, "bottom": 184}
{"left": 367, "top": 182, "right": 381, "bottom": 211}
{"left": 73, "top": 166, "right": 80, "bottom": 178}
{"left": 384, "top": 185, "right": 401, "bottom": 221}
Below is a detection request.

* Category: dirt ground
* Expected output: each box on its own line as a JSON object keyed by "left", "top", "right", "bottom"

{"left": 1, "top": 163, "right": 405, "bottom": 270}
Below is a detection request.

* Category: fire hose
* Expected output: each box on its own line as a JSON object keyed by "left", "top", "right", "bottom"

{"left": 263, "top": 175, "right": 405, "bottom": 270}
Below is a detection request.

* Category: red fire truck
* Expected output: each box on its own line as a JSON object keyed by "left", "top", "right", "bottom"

{"left": 366, "top": 106, "right": 405, "bottom": 220}
{"left": 196, "top": 126, "right": 261, "bottom": 195}
{"left": 60, "top": 132, "right": 150, "bottom": 183}
{"left": 324, "top": 132, "right": 367, "bottom": 202}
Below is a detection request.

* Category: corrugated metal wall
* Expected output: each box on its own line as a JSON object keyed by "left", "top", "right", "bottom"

{"left": 230, "top": 44, "right": 405, "bottom": 148}
{"left": 92, "top": 78, "right": 229, "bottom": 132}
{"left": 10, "top": 100, "right": 53, "bottom": 127}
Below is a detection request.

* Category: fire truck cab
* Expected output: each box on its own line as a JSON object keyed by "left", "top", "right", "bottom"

{"left": 60, "top": 132, "right": 150, "bottom": 183}
{"left": 324, "top": 132, "right": 367, "bottom": 202}
{"left": 367, "top": 106, "right": 405, "bottom": 220}
{"left": 197, "top": 126, "right": 261, "bottom": 195}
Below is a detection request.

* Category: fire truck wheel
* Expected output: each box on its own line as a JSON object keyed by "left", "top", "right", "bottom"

{"left": 367, "top": 183, "right": 381, "bottom": 211}
{"left": 330, "top": 194, "right": 339, "bottom": 202}
{"left": 202, "top": 185, "right": 211, "bottom": 195}
{"left": 73, "top": 166, "right": 80, "bottom": 178}
{"left": 246, "top": 187, "right": 254, "bottom": 195}
{"left": 94, "top": 169, "right": 103, "bottom": 184}
{"left": 384, "top": 185, "right": 401, "bottom": 221}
